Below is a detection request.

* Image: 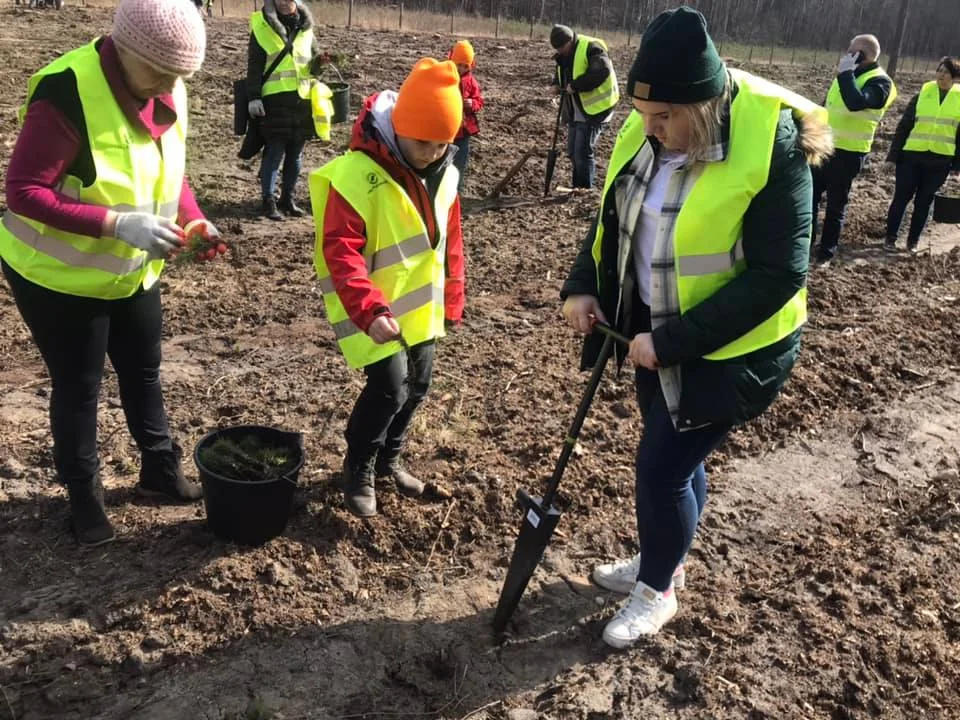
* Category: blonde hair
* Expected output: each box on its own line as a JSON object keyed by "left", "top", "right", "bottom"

{"left": 671, "top": 81, "right": 731, "bottom": 163}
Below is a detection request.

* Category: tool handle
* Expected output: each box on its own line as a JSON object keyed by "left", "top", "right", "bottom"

{"left": 549, "top": 93, "right": 565, "bottom": 150}
{"left": 591, "top": 320, "right": 632, "bottom": 346}
{"left": 541, "top": 331, "right": 615, "bottom": 509}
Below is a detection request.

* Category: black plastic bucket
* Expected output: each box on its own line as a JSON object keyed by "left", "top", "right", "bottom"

{"left": 330, "top": 82, "right": 350, "bottom": 124}
{"left": 933, "top": 193, "right": 960, "bottom": 223}
{"left": 194, "top": 425, "right": 304, "bottom": 546}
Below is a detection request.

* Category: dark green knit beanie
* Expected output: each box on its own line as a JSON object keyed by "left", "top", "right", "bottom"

{"left": 628, "top": 6, "right": 726, "bottom": 104}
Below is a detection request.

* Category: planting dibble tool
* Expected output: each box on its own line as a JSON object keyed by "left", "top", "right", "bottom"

{"left": 543, "top": 94, "right": 567, "bottom": 198}
{"left": 492, "top": 321, "right": 629, "bottom": 634}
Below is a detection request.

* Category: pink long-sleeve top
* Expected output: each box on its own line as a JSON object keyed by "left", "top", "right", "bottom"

{"left": 4, "top": 36, "right": 203, "bottom": 239}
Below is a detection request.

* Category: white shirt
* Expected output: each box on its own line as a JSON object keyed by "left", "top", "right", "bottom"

{"left": 633, "top": 149, "right": 688, "bottom": 306}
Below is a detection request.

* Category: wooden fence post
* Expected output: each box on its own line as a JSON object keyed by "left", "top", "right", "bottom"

{"left": 399, "top": 2, "right": 403, "bottom": 29}
{"left": 347, "top": 0, "right": 353, "bottom": 28}
{"left": 768, "top": 43, "right": 775, "bottom": 65}
{"left": 450, "top": 8, "right": 454, "bottom": 33}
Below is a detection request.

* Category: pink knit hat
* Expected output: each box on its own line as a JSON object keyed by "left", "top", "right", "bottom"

{"left": 112, "top": 0, "right": 206, "bottom": 76}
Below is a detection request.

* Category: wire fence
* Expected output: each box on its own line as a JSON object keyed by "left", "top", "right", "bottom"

{"left": 70, "top": 0, "right": 945, "bottom": 75}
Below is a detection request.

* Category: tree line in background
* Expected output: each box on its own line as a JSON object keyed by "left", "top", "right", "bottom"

{"left": 365, "top": 0, "right": 953, "bottom": 58}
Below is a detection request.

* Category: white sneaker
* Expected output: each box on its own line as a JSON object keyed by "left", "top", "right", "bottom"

{"left": 591, "top": 554, "right": 686, "bottom": 594}
{"left": 602, "top": 581, "right": 678, "bottom": 648}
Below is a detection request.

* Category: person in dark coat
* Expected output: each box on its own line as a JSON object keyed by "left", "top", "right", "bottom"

{"left": 884, "top": 56, "right": 960, "bottom": 254}
{"left": 811, "top": 34, "right": 896, "bottom": 266}
{"left": 246, "top": 0, "right": 320, "bottom": 220}
{"left": 560, "top": 7, "right": 833, "bottom": 648}
{"left": 550, "top": 24, "right": 619, "bottom": 189}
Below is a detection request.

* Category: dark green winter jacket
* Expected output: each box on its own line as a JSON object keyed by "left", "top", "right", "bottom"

{"left": 561, "top": 101, "right": 820, "bottom": 428}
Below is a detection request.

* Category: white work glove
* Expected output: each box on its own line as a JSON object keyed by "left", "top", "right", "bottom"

{"left": 114, "top": 212, "right": 184, "bottom": 260}
{"left": 838, "top": 53, "right": 858, "bottom": 74}
{"left": 248, "top": 99, "right": 265, "bottom": 118}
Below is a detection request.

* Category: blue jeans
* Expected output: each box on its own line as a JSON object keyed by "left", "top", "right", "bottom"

{"left": 886, "top": 156, "right": 951, "bottom": 246}
{"left": 567, "top": 122, "right": 602, "bottom": 189}
{"left": 453, "top": 135, "right": 470, "bottom": 193}
{"left": 261, "top": 137, "right": 307, "bottom": 201}
{"left": 634, "top": 368, "right": 731, "bottom": 592}
{"left": 811, "top": 149, "right": 865, "bottom": 260}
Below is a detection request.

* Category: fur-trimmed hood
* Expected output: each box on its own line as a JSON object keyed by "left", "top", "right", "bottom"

{"left": 262, "top": 0, "right": 314, "bottom": 40}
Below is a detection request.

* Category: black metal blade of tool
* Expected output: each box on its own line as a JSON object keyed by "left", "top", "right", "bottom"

{"left": 492, "top": 322, "right": 626, "bottom": 634}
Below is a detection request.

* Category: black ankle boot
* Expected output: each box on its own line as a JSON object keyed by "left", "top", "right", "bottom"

{"left": 262, "top": 197, "right": 283, "bottom": 221}
{"left": 67, "top": 476, "right": 115, "bottom": 547}
{"left": 340, "top": 452, "right": 377, "bottom": 517}
{"left": 138, "top": 443, "right": 203, "bottom": 502}
{"left": 375, "top": 449, "right": 425, "bottom": 497}
{"left": 278, "top": 195, "right": 305, "bottom": 217}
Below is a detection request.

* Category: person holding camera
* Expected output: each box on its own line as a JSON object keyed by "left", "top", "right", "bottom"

{"left": 811, "top": 34, "right": 896, "bottom": 266}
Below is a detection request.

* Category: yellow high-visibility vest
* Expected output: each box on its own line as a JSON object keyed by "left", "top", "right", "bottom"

{"left": 556, "top": 34, "right": 620, "bottom": 118}
{"left": 309, "top": 151, "right": 459, "bottom": 369}
{"left": 826, "top": 67, "right": 897, "bottom": 153}
{"left": 903, "top": 80, "right": 960, "bottom": 156}
{"left": 594, "top": 69, "right": 825, "bottom": 360}
{"left": 250, "top": 12, "right": 314, "bottom": 100}
{"left": 0, "top": 40, "right": 185, "bottom": 300}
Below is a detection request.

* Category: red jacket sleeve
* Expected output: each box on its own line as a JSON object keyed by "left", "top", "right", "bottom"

{"left": 322, "top": 188, "right": 391, "bottom": 332}
{"left": 465, "top": 75, "right": 484, "bottom": 113}
{"left": 5, "top": 99, "right": 108, "bottom": 239}
{"left": 444, "top": 195, "right": 465, "bottom": 323}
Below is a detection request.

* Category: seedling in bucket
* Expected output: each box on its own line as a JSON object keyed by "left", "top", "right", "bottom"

{"left": 492, "top": 321, "right": 630, "bottom": 634}
{"left": 195, "top": 425, "right": 305, "bottom": 546}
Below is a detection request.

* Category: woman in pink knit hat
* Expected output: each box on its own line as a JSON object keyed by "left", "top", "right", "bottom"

{"left": 0, "top": 0, "right": 214, "bottom": 547}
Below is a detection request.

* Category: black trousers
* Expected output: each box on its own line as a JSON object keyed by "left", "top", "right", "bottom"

{"left": 885, "top": 156, "right": 952, "bottom": 246}
{"left": 344, "top": 340, "right": 435, "bottom": 469}
{"left": 2, "top": 260, "right": 173, "bottom": 484}
{"left": 811, "top": 149, "right": 866, "bottom": 260}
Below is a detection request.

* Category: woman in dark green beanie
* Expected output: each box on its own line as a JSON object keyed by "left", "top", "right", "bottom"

{"left": 560, "top": 6, "right": 833, "bottom": 648}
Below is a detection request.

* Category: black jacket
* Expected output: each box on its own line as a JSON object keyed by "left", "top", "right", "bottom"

{"left": 552, "top": 35, "right": 616, "bottom": 124}
{"left": 832, "top": 62, "right": 893, "bottom": 112}
{"left": 561, "top": 99, "right": 816, "bottom": 427}
{"left": 246, "top": 1, "right": 318, "bottom": 142}
{"left": 887, "top": 89, "right": 960, "bottom": 172}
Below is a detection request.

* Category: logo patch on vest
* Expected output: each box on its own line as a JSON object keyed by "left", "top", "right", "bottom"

{"left": 366, "top": 171, "right": 387, "bottom": 193}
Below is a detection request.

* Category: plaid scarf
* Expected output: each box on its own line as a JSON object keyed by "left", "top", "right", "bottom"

{"left": 613, "top": 136, "right": 726, "bottom": 428}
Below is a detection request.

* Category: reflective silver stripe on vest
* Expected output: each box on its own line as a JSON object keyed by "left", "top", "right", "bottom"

{"left": 908, "top": 132, "right": 956, "bottom": 143}
{"left": 915, "top": 115, "right": 960, "bottom": 127}
{"left": 267, "top": 70, "right": 298, "bottom": 81}
{"left": 832, "top": 108, "right": 884, "bottom": 121}
{"left": 2, "top": 211, "right": 146, "bottom": 275}
{"left": 58, "top": 185, "right": 179, "bottom": 218}
{"left": 330, "top": 282, "right": 442, "bottom": 340}
{"left": 317, "top": 234, "right": 433, "bottom": 296}
{"left": 294, "top": 54, "right": 312, "bottom": 65}
{"left": 677, "top": 237, "right": 744, "bottom": 277}
{"left": 833, "top": 129, "right": 877, "bottom": 141}
{"left": 368, "top": 233, "right": 431, "bottom": 274}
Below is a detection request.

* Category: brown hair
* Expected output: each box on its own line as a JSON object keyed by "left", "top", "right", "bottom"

{"left": 939, "top": 56, "right": 960, "bottom": 78}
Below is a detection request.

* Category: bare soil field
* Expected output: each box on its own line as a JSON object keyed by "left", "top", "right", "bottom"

{"left": 1, "top": 6, "right": 960, "bottom": 720}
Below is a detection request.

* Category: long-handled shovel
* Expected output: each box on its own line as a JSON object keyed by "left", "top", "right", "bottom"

{"left": 543, "top": 94, "right": 567, "bottom": 198}
{"left": 492, "top": 321, "right": 630, "bottom": 634}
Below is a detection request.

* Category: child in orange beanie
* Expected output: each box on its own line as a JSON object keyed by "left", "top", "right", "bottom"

{"left": 308, "top": 58, "right": 466, "bottom": 517}
{"left": 449, "top": 40, "right": 484, "bottom": 193}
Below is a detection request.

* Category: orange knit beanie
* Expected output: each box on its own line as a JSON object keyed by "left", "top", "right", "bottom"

{"left": 392, "top": 58, "right": 463, "bottom": 144}
{"left": 450, "top": 40, "right": 475, "bottom": 67}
